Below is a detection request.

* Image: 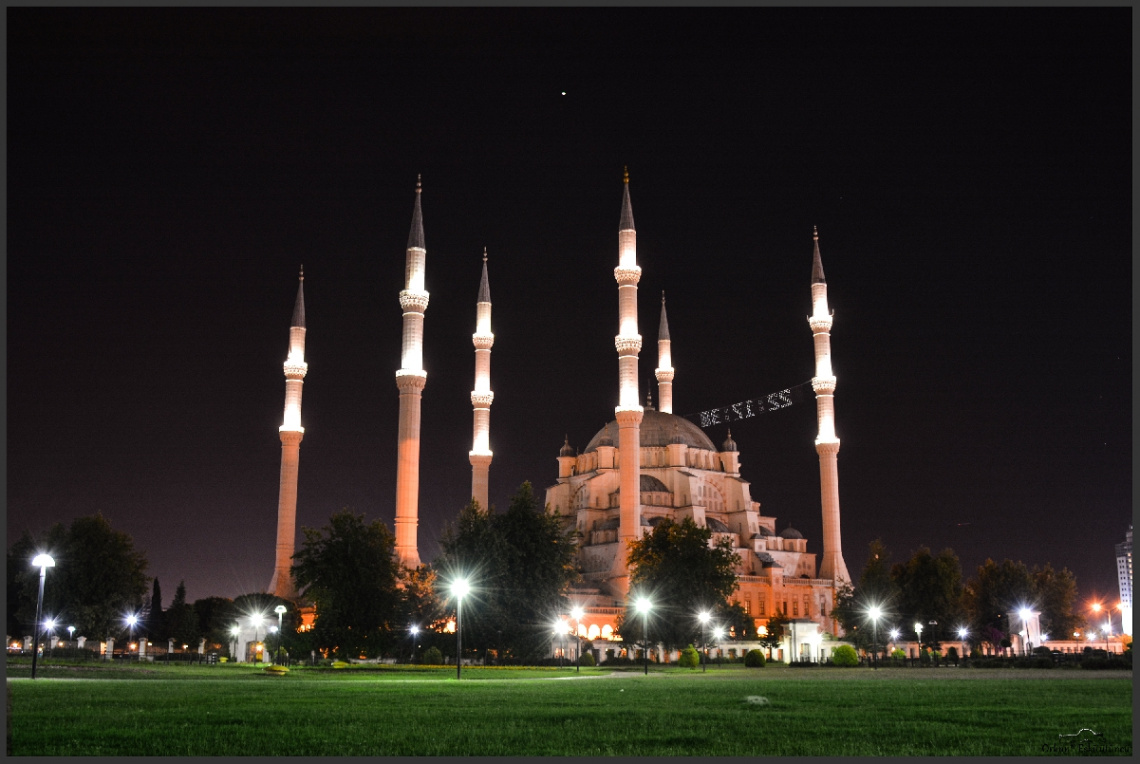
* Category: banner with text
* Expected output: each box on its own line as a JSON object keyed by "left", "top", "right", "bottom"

{"left": 682, "top": 380, "right": 814, "bottom": 429}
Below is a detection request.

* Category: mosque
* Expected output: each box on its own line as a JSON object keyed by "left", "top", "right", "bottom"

{"left": 261, "top": 171, "right": 851, "bottom": 661}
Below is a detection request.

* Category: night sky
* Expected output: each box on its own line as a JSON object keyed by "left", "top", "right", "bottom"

{"left": 8, "top": 8, "right": 1131, "bottom": 611}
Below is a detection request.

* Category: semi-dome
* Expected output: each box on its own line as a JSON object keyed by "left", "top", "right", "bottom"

{"left": 706, "top": 516, "right": 731, "bottom": 533}
{"left": 583, "top": 410, "right": 717, "bottom": 453}
{"left": 779, "top": 526, "right": 804, "bottom": 539}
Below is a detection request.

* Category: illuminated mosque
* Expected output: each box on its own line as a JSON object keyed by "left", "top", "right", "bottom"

{"left": 263, "top": 171, "right": 850, "bottom": 658}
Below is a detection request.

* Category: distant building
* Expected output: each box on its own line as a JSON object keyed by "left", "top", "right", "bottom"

{"left": 1116, "top": 525, "right": 1132, "bottom": 636}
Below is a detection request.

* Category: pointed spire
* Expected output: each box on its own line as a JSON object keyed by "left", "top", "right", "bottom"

{"left": 811, "top": 225, "right": 826, "bottom": 284}
{"left": 478, "top": 247, "right": 491, "bottom": 303}
{"left": 619, "top": 166, "right": 635, "bottom": 231}
{"left": 407, "top": 174, "right": 425, "bottom": 251}
{"left": 291, "top": 265, "right": 306, "bottom": 328}
{"left": 658, "top": 290, "right": 670, "bottom": 341}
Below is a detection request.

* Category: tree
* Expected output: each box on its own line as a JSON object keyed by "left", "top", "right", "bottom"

{"left": 1031, "top": 563, "right": 1080, "bottom": 640}
{"left": 8, "top": 514, "right": 149, "bottom": 640}
{"left": 759, "top": 611, "right": 790, "bottom": 658}
{"left": 291, "top": 510, "right": 403, "bottom": 659}
{"left": 434, "top": 483, "right": 579, "bottom": 661}
{"left": 891, "top": 546, "right": 964, "bottom": 647}
{"left": 620, "top": 516, "right": 740, "bottom": 651}
{"left": 165, "top": 581, "right": 200, "bottom": 647}
{"left": 963, "top": 558, "right": 1035, "bottom": 640}
{"left": 192, "top": 596, "right": 234, "bottom": 653}
{"left": 146, "top": 578, "right": 166, "bottom": 643}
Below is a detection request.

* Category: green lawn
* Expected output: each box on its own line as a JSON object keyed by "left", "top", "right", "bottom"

{"left": 6, "top": 662, "right": 1133, "bottom": 756}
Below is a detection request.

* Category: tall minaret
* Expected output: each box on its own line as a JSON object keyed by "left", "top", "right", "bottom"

{"left": 613, "top": 168, "right": 643, "bottom": 600}
{"left": 655, "top": 291, "right": 674, "bottom": 414}
{"left": 268, "top": 268, "right": 307, "bottom": 599}
{"left": 469, "top": 248, "right": 494, "bottom": 510}
{"left": 394, "top": 176, "right": 428, "bottom": 569}
{"left": 808, "top": 227, "right": 851, "bottom": 586}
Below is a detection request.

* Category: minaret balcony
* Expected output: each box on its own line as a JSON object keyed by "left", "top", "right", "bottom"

{"left": 613, "top": 265, "right": 642, "bottom": 285}
{"left": 811, "top": 376, "right": 836, "bottom": 395}
{"left": 283, "top": 361, "right": 308, "bottom": 378}
{"left": 808, "top": 316, "right": 833, "bottom": 333}
{"left": 470, "top": 391, "right": 495, "bottom": 408}
{"left": 614, "top": 335, "right": 643, "bottom": 355}
{"left": 471, "top": 332, "right": 495, "bottom": 350}
{"left": 399, "top": 290, "right": 430, "bottom": 312}
{"left": 654, "top": 368, "right": 674, "bottom": 382}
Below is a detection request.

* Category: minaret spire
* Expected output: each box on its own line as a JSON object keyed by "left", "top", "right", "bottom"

{"left": 613, "top": 167, "right": 644, "bottom": 600}
{"left": 469, "top": 248, "right": 495, "bottom": 510}
{"left": 808, "top": 227, "right": 850, "bottom": 589}
{"left": 395, "top": 176, "right": 429, "bottom": 569}
{"left": 268, "top": 267, "right": 308, "bottom": 598}
{"left": 655, "top": 290, "right": 674, "bottom": 414}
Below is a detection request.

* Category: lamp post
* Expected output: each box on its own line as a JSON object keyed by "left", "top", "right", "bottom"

{"left": 553, "top": 622, "right": 565, "bottom": 669}
{"left": 126, "top": 614, "right": 139, "bottom": 662}
{"left": 230, "top": 625, "right": 241, "bottom": 662}
{"left": 30, "top": 553, "right": 55, "bottom": 680}
{"left": 1102, "top": 622, "right": 1111, "bottom": 653}
{"left": 274, "top": 604, "right": 287, "bottom": 665}
{"left": 44, "top": 619, "right": 57, "bottom": 660}
{"left": 889, "top": 628, "right": 900, "bottom": 663}
{"left": 868, "top": 606, "right": 881, "bottom": 669}
{"left": 698, "top": 612, "right": 711, "bottom": 672}
{"left": 712, "top": 627, "right": 724, "bottom": 668}
{"left": 636, "top": 597, "right": 652, "bottom": 675}
{"left": 914, "top": 621, "right": 923, "bottom": 661}
{"left": 409, "top": 625, "right": 420, "bottom": 665}
{"left": 451, "top": 578, "right": 470, "bottom": 680}
{"left": 571, "top": 606, "right": 584, "bottom": 673}
{"left": 957, "top": 627, "right": 968, "bottom": 664}
{"left": 67, "top": 625, "right": 75, "bottom": 649}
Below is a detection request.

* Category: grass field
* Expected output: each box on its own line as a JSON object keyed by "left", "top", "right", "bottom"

{"left": 6, "top": 661, "right": 1133, "bottom": 756}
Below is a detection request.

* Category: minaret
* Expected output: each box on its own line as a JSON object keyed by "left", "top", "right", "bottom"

{"left": 394, "top": 176, "right": 428, "bottom": 569}
{"left": 268, "top": 268, "right": 307, "bottom": 599}
{"left": 655, "top": 291, "right": 674, "bottom": 414}
{"left": 808, "top": 227, "right": 851, "bottom": 586}
{"left": 613, "top": 168, "right": 643, "bottom": 600}
{"left": 469, "top": 248, "right": 494, "bottom": 510}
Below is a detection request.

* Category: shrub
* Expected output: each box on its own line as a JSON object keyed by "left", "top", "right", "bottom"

{"left": 831, "top": 645, "right": 858, "bottom": 667}
{"left": 422, "top": 646, "right": 443, "bottom": 665}
{"left": 919, "top": 651, "right": 932, "bottom": 666}
{"left": 579, "top": 650, "right": 596, "bottom": 667}
{"left": 891, "top": 648, "right": 906, "bottom": 660}
{"left": 678, "top": 645, "right": 700, "bottom": 669}
{"left": 744, "top": 649, "right": 766, "bottom": 668}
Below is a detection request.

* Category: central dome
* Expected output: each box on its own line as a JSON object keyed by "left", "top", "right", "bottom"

{"left": 583, "top": 409, "right": 718, "bottom": 453}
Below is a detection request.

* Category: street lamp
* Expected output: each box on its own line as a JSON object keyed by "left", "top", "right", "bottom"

{"left": 126, "top": 614, "right": 139, "bottom": 662}
{"left": 409, "top": 625, "right": 420, "bottom": 665}
{"left": 67, "top": 625, "right": 76, "bottom": 648}
{"left": 274, "top": 604, "right": 287, "bottom": 665}
{"left": 451, "top": 578, "right": 470, "bottom": 680}
{"left": 553, "top": 622, "right": 566, "bottom": 669}
{"left": 30, "top": 553, "right": 55, "bottom": 680}
{"left": 957, "top": 626, "right": 968, "bottom": 662}
{"left": 867, "top": 606, "right": 882, "bottom": 669}
{"left": 636, "top": 597, "right": 652, "bottom": 675}
{"left": 712, "top": 627, "right": 724, "bottom": 668}
{"left": 44, "top": 619, "right": 57, "bottom": 659}
{"left": 230, "top": 625, "right": 241, "bottom": 662}
{"left": 571, "top": 606, "right": 584, "bottom": 673}
{"left": 1018, "top": 608, "right": 1033, "bottom": 656}
{"left": 698, "top": 612, "right": 711, "bottom": 673}
{"left": 914, "top": 621, "right": 923, "bottom": 658}
{"left": 1102, "top": 622, "right": 1111, "bottom": 653}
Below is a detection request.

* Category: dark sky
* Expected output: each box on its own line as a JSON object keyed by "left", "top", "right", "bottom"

{"left": 8, "top": 8, "right": 1131, "bottom": 611}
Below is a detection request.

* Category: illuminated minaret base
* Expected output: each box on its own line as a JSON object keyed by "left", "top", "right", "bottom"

{"left": 655, "top": 292, "right": 674, "bottom": 414}
{"left": 268, "top": 269, "right": 307, "bottom": 599}
{"left": 613, "top": 169, "right": 643, "bottom": 600}
{"left": 469, "top": 249, "right": 494, "bottom": 510}
{"left": 808, "top": 228, "right": 851, "bottom": 586}
{"left": 395, "top": 177, "right": 428, "bottom": 569}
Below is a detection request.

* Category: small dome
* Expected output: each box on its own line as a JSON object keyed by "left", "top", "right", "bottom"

{"left": 779, "top": 526, "right": 804, "bottom": 540}
{"left": 721, "top": 429, "right": 738, "bottom": 452}
{"left": 755, "top": 526, "right": 774, "bottom": 537}
{"left": 559, "top": 437, "right": 575, "bottom": 457}
{"left": 705, "top": 516, "right": 731, "bottom": 533}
